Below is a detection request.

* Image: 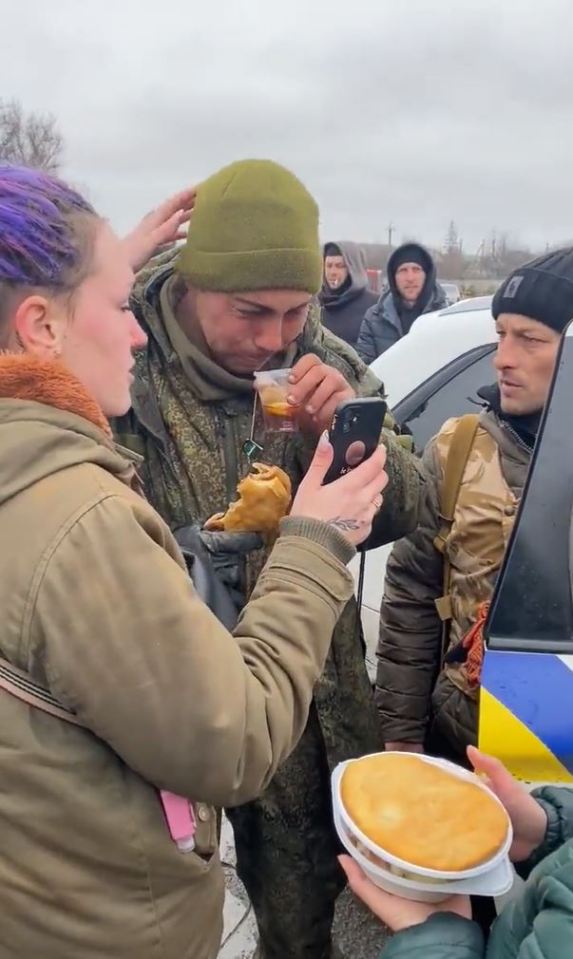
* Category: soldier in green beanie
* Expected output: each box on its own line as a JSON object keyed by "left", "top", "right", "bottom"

{"left": 115, "top": 158, "right": 424, "bottom": 959}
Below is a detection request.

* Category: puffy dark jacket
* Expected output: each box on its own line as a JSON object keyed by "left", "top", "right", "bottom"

{"left": 376, "top": 404, "right": 531, "bottom": 758}
{"left": 319, "top": 241, "right": 378, "bottom": 349}
{"left": 380, "top": 785, "right": 573, "bottom": 958}
{"left": 356, "top": 244, "right": 447, "bottom": 364}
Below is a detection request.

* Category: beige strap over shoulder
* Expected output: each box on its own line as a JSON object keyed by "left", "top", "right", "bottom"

{"left": 433, "top": 414, "right": 481, "bottom": 652}
{"left": 0, "top": 656, "right": 85, "bottom": 727}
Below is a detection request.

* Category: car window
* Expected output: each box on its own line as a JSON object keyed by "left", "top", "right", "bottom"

{"left": 486, "top": 326, "right": 573, "bottom": 654}
{"left": 393, "top": 346, "right": 496, "bottom": 451}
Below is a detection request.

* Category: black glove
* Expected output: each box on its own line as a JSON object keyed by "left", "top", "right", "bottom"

{"left": 173, "top": 525, "right": 264, "bottom": 626}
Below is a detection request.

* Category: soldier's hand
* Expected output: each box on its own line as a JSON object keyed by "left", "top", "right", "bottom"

{"left": 287, "top": 354, "right": 355, "bottom": 436}
{"left": 174, "top": 525, "right": 264, "bottom": 615}
{"left": 198, "top": 528, "right": 264, "bottom": 557}
{"left": 291, "top": 433, "right": 388, "bottom": 547}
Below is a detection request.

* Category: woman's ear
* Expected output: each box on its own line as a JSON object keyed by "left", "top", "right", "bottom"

{"left": 13, "top": 294, "right": 66, "bottom": 358}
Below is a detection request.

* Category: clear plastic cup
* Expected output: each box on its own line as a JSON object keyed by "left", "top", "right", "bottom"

{"left": 254, "top": 368, "right": 299, "bottom": 433}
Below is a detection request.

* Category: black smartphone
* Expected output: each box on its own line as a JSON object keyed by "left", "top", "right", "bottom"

{"left": 323, "top": 396, "right": 388, "bottom": 484}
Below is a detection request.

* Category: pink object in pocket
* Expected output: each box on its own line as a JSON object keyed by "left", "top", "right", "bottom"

{"left": 160, "top": 790, "right": 196, "bottom": 852}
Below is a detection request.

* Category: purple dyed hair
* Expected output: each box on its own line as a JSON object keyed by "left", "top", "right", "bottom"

{"left": 0, "top": 165, "right": 98, "bottom": 343}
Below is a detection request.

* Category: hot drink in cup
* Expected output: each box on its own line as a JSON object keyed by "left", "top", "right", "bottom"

{"left": 254, "top": 369, "right": 299, "bottom": 433}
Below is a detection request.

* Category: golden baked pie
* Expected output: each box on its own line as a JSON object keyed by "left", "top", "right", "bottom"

{"left": 205, "top": 463, "right": 292, "bottom": 537}
{"left": 341, "top": 754, "right": 508, "bottom": 872}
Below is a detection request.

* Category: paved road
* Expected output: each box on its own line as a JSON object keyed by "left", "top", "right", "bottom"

{"left": 219, "top": 817, "right": 390, "bottom": 958}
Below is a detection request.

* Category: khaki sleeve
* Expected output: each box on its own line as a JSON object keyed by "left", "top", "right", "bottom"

{"left": 31, "top": 498, "right": 354, "bottom": 807}
{"left": 375, "top": 437, "right": 445, "bottom": 744}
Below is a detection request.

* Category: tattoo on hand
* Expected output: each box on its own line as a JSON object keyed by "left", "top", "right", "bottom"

{"left": 327, "top": 517, "right": 363, "bottom": 531}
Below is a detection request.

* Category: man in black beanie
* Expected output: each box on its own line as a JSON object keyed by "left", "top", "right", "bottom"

{"left": 377, "top": 246, "right": 573, "bottom": 760}
{"left": 356, "top": 242, "right": 447, "bottom": 364}
{"left": 375, "top": 248, "right": 573, "bottom": 933}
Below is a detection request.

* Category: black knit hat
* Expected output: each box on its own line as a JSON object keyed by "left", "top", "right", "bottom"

{"left": 492, "top": 247, "right": 573, "bottom": 334}
{"left": 389, "top": 243, "right": 430, "bottom": 275}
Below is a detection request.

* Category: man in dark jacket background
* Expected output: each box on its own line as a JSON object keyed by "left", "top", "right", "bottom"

{"left": 319, "top": 241, "right": 378, "bottom": 349}
{"left": 356, "top": 242, "right": 446, "bottom": 364}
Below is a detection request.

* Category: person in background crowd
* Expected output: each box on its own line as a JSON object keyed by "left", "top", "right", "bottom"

{"left": 115, "top": 158, "right": 424, "bottom": 959}
{"left": 356, "top": 242, "right": 446, "bottom": 364}
{"left": 0, "top": 163, "right": 389, "bottom": 959}
{"left": 320, "top": 241, "right": 378, "bottom": 349}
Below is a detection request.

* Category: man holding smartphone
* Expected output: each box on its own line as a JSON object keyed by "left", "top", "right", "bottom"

{"left": 115, "top": 158, "right": 423, "bottom": 959}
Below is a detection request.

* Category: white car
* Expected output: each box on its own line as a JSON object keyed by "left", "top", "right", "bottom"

{"left": 354, "top": 296, "right": 497, "bottom": 674}
{"left": 439, "top": 281, "right": 462, "bottom": 305}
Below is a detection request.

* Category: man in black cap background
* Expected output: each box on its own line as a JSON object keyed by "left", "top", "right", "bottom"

{"left": 319, "top": 241, "right": 378, "bottom": 349}
{"left": 356, "top": 242, "right": 446, "bottom": 364}
{"left": 375, "top": 247, "right": 573, "bottom": 765}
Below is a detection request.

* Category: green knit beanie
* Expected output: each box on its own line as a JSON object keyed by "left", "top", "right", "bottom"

{"left": 176, "top": 159, "right": 322, "bottom": 294}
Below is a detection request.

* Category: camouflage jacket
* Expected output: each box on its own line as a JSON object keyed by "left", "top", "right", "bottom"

{"left": 115, "top": 257, "right": 425, "bottom": 765}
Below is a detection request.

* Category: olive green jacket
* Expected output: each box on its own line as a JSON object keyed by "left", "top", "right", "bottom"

{"left": 0, "top": 356, "right": 357, "bottom": 959}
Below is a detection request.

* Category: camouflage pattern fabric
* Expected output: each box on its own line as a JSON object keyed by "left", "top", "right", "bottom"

{"left": 114, "top": 258, "right": 424, "bottom": 959}
{"left": 228, "top": 706, "right": 345, "bottom": 959}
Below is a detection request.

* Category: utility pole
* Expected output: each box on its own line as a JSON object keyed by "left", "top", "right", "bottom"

{"left": 387, "top": 222, "right": 395, "bottom": 248}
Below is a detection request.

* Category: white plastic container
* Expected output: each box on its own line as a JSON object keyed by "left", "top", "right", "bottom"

{"left": 332, "top": 753, "right": 515, "bottom": 903}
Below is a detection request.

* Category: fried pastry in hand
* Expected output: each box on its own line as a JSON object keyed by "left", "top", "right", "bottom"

{"left": 205, "top": 463, "right": 292, "bottom": 537}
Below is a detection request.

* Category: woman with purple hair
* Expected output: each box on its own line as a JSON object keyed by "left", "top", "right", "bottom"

{"left": 0, "top": 166, "right": 387, "bottom": 957}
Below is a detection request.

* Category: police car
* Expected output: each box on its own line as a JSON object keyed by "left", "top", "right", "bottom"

{"left": 480, "top": 319, "right": 573, "bottom": 784}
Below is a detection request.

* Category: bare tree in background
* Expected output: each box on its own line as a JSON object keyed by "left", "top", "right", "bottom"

{"left": 0, "top": 99, "right": 63, "bottom": 172}
{"left": 439, "top": 220, "right": 465, "bottom": 279}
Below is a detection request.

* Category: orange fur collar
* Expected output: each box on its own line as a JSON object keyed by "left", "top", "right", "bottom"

{"left": 0, "top": 354, "right": 111, "bottom": 437}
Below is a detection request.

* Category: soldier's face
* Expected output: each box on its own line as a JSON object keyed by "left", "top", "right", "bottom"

{"left": 194, "top": 289, "right": 312, "bottom": 374}
{"left": 494, "top": 313, "right": 561, "bottom": 416}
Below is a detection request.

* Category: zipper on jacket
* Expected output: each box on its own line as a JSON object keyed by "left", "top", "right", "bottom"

{"left": 501, "top": 421, "right": 534, "bottom": 456}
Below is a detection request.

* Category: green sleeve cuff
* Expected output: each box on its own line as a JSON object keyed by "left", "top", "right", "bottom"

{"left": 279, "top": 516, "right": 356, "bottom": 566}
{"left": 382, "top": 914, "right": 484, "bottom": 959}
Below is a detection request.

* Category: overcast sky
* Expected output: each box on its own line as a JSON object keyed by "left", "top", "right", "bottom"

{"left": 3, "top": 0, "right": 572, "bottom": 253}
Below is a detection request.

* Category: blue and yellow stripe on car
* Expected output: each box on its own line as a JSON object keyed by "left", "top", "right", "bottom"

{"left": 479, "top": 649, "right": 573, "bottom": 783}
